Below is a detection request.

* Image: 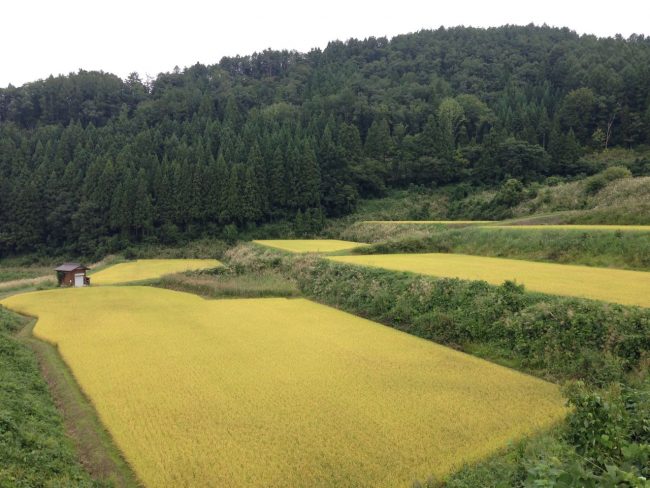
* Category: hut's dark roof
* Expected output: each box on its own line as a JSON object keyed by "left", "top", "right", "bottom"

{"left": 54, "top": 263, "right": 88, "bottom": 272}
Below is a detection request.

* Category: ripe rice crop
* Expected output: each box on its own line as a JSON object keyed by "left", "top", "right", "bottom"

{"left": 90, "top": 259, "right": 221, "bottom": 285}
{"left": 253, "top": 239, "right": 367, "bottom": 253}
{"left": 485, "top": 224, "right": 650, "bottom": 232}
{"left": 363, "top": 220, "right": 493, "bottom": 225}
{"left": 330, "top": 253, "right": 650, "bottom": 307}
{"left": 2, "top": 287, "right": 565, "bottom": 487}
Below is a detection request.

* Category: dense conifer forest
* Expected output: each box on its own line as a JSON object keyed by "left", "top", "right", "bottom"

{"left": 1, "top": 24, "right": 649, "bottom": 256}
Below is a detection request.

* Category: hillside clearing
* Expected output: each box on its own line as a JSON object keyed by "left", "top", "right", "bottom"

{"left": 329, "top": 253, "right": 650, "bottom": 307}
{"left": 90, "top": 259, "right": 221, "bottom": 285}
{"left": 2, "top": 287, "right": 566, "bottom": 487}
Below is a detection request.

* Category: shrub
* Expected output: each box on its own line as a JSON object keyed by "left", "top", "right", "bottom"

{"left": 584, "top": 166, "right": 632, "bottom": 195}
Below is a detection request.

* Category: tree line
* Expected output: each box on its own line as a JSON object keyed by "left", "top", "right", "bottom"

{"left": 1, "top": 25, "right": 649, "bottom": 256}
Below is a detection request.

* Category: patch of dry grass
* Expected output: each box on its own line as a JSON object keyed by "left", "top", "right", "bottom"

{"left": 159, "top": 270, "right": 300, "bottom": 298}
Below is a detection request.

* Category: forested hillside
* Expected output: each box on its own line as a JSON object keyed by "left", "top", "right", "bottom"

{"left": 1, "top": 25, "right": 649, "bottom": 256}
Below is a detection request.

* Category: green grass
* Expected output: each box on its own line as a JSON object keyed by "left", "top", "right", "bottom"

{"left": 487, "top": 224, "right": 650, "bottom": 231}
{"left": 435, "top": 431, "right": 568, "bottom": 487}
{"left": 118, "top": 237, "right": 230, "bottom": 260}
{"left": 353, "top": 226, "right": 650, "bottom": 271}
{"left": 0, "top": 267, "right": 51, "bottom": 283}
{"left": 0, "top": 280, "right": 57, "bottom": 298}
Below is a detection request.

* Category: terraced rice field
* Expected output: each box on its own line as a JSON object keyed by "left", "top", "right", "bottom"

{"left": 2, "top": 287, "right": 566, "bottom": 487}
{"left": 90, "top": 259, "right": 221, "bottom": 285}
{"left": 485, "top": 224, "right": 650, "bottom": 232}
{"left": 253, "top": 239, "right": 367, "bottom": 253}
{"left": 362, "top": 220, "right": 493, "bottom": 225}
{"left": 330, "top": 253, "right": 650, "bottom": 308}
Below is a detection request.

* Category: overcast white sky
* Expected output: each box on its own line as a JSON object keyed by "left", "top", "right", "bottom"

{"left": 2, "top": 0, "right": 649, "bottom": 88}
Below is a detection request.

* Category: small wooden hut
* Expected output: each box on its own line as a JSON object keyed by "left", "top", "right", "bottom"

{"left": 55, "top": 263, "right": 90, "bottom": 287}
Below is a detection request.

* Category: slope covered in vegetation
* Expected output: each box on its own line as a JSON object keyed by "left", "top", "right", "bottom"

{"left": 1, "top": 25, "right": 650, "bottom": 257}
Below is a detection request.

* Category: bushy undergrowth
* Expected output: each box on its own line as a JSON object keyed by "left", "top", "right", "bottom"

{"left": 560, "top": 381, "right": 650, "bottom": 482}
{"left": 121, "top": 237, "right": 230, "bottom": 260}
{"left": 341, "top": 221, "right": 446, "bottom": 243}
{"left": 352, "top": 226, "right": 650, "bottom": 270}
{"left": 0, "top": 307, "right": 103, "bottom": 487}
{"left": 514, "top": 175, "right": 650, "bottom": 225}
{"left": 423, "top": 380, "right": 650, "bottom": 487}
{"left": 583, "top": 166, "right": 632, "bottom": 195}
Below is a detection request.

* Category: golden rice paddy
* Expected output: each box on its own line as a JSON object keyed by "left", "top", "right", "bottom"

{"left": 484, "top": 224, "right": 650, "bottom": 232}
{"left": 90, "top": 259, "right": 221, "bottom": 285}
{"left": 2, "top": 287, "right": 566, "bottom": 487}
{"left": 362, "top": 220, "right": 493, "bottom": 225}
{"left": 329, "top": 253, "right": 650, "bottom": 308}
{"left": 253, "top": 239, "right": 367, "bottom": 253}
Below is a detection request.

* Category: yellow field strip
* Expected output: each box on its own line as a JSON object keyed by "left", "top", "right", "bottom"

{"left": 253, "top": 239, "right": 367, "bottom": 253}
{"left": 361, "top": 220, "right": 493, "bottom": 225}
{"left": 90, "top": 259, "right": 221, "bottom": 285}
{"left": 329, "top": 253, "right": 650, "bottom": 308}
{"left": 483, "top": 224, "right": 650, "bottom": 232}
{"left": 1, "top": 287, "right": 566, "bottom": 487}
